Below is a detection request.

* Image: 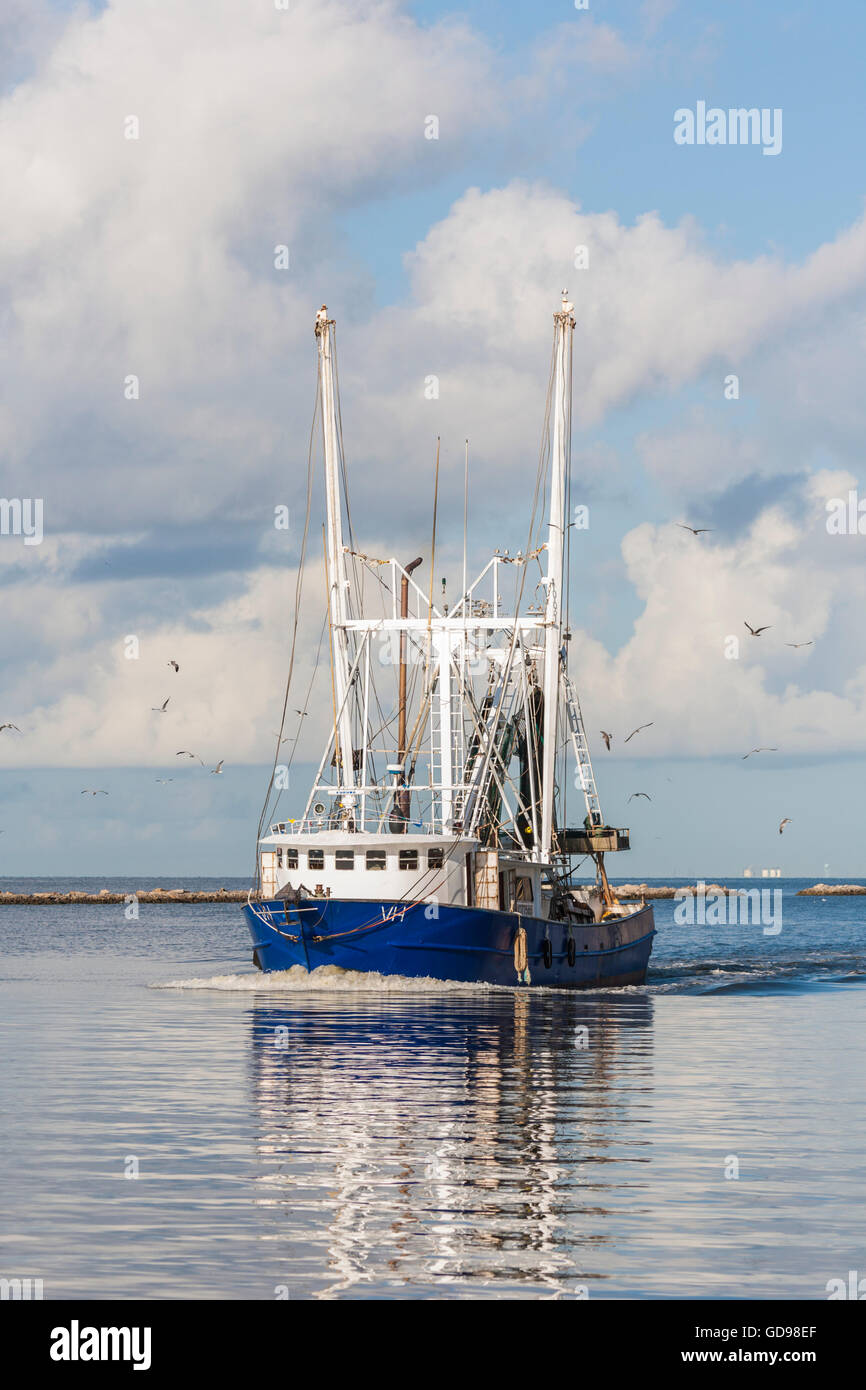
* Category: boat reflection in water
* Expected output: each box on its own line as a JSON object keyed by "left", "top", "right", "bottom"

{"left": 248, "top": 985, "right": 654, "bottom": 1299}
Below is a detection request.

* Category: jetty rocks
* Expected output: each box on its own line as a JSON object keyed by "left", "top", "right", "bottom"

{"left": 617, "top": 882, "right": 866, "bottom": 898}
{"left": 0, "top": 888, "right": 249, "bottom": 905}
{"left": 1, "top": 882, "right": 862, "bottom": 905}
{"left": 796, "top": 883, "right": 866, "bottom": 896}
{"left": 613, "top": 883, "right": 735, "bottom": 899}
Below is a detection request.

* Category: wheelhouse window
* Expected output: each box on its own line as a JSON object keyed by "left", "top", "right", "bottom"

{"left": 335, "top": 850, "right": 354, "bottom": 870}
{"left": 366, "top": 850, "right": 386, "bottom": 871}
{"left": 427, "top": 848, "right": 444, "bottom": 869}
{"left": 399, "top": 850, "right": 418, "bottom": 871}
{"left": 276, "top": 847, "right": 283, "bottom": 868}
{"left": 308, "top": 850, "right": 324, "bottom": 871}
{"left": 284, "top": 850, "right": 298, "bottom": 870}
{"left": 515, "top": 875, "right": 533, "bottom": 902}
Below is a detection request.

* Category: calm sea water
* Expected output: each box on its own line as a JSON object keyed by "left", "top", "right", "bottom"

{"left": 1, "top": 877, "right": 864, "bottom": 1300}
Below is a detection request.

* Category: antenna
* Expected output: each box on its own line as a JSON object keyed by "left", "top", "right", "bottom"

{"left": 462, "top": 438, "right": 469, "bottom": 610}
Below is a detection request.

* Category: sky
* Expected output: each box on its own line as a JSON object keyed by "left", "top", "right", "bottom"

{"left": 1, "top": 0, "right": 865, "bottom": 877}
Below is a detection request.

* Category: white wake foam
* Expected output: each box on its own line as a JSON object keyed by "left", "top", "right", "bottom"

{"left": 151, "top": 965, "right": 503, "bottom": 993}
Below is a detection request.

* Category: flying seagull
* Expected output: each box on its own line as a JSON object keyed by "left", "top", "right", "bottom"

{"left": 779, "top": 818, "right": 792, "bottom": 835}
{"left": 0, "top": 723, "right": 21, "bottom": 733}
{"left": 600, "top": 730, "right": 612, "bottom": 751}
{"left": 742, "top": 747, "right": 778, "bottom": 759}
{"left": 745, "top": 622, "right": 771, "bottom": 637}
{"left": 155, "top": 778, "right": 174, "bottom": 784}
{"left": 677, "top": 523, "right": 713, "bottom": 536}
{"left": 152, "top": 697, "right": 170, "bottom": 713}
{"left": 210, "top": 760, "right": 224, "bottom": 775}
{"left": 168, "top": 661, "right": 180, "bottom": 672}
{"left": 81, "top": 789, "right": 108, "bottom": 796}
{"left": 176, "top": 750, "right": 206, "bottom": 766}
{"left": 628, "top": 792, "right": 652, "bottom": 802}
{"left": 785, "top": 641, "right": 813, "bottom": 649}
{"left": 624, "top": 722, "right": 653, "bottom": 743}
{"left": 294, "top": 709, "right": 308, "bottom": 718}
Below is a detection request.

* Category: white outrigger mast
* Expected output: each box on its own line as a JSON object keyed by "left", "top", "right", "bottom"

{"left": 540, "top": 294, "right": 574, "bottom": 859}
{"left": 259, "top": 295, "right": 630, "bottom": 906}
{"left": 315, "top": 306, "right": 356, "bottom": 791}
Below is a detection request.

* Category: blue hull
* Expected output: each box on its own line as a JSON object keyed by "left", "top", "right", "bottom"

{"left": 243, "top": 897, "right": 655, "bottom": 989}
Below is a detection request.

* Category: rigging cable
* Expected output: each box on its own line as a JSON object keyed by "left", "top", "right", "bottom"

{"left": 252, "top": 368, "right": 320, "bottom": 890}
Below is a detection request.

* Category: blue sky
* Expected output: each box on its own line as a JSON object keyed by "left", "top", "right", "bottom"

{"left": 353, "top": 0, "right": 866, "bottom": 287}
{"left": 1, "top": 0, "right": 865, "bottom": 877}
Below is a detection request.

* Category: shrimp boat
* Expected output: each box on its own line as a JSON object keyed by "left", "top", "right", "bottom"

{"left": 244, "top": 295, "right": 656, "bottom": 987}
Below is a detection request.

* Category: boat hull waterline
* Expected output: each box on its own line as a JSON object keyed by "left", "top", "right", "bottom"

{"left": 244, "top": 898, "right": 656, "bottom": 989}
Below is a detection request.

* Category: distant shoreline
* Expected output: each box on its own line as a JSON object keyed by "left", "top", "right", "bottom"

{"left": 613, "top": 882, "right": 866, "bottom": 899}
{"left": 0, "top": 882, "right": 863, "bottom": 904}
{"left": 0, "top": 889, "right": 249, "bottom": 905}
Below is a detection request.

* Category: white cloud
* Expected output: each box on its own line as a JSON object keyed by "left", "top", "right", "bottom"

{"left": 574, "top": 488, "right": 866, "bottom": 758}
{"left": 2, "top": 1, "right": 866, "bottom": 768}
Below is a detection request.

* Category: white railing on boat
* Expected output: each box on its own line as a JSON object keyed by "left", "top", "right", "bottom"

{"left": 266, "top": 818, "right": 455, "bottom": 837}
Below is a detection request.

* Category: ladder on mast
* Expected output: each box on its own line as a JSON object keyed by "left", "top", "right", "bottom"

{"left": 562, "top": 664, "right": 602, "bottom": 828}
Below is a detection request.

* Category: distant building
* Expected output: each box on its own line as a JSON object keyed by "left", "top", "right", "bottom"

{"left": 743, "top": 867, "right": 782, "bottom": 878}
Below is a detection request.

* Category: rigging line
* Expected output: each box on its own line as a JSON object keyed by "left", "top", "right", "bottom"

{"left": 463, "top": 340, "right": 554, "bottom": 830}
{"left": 253, "top": 369, "right": 320, "bottom": 887}
{"left": 322, "top": 524, "right": 342, "bottom": 777}
{"left": 531, "top": 337, "right": 556, "bottom": 557}
{"left": 450, "top": 650, "right": 531, "bottom": 830}
{"left": 331, "top": 326, "right": 355, "bottom": 548}
{"left": 426, "top": 435, "right": 441, "bottom": 639}
{"left": 397, "top": 444, "right": 442, "bottom": 783}
{"left": 331, "top": 325, "right": 367, "bottom": 622}
{"left": 267, "top": 610, "right": 329, "bottom": 823}
{"left": 462, "top": 438, "right": 469, "bottom": 607}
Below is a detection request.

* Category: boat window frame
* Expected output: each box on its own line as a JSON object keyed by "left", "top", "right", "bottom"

{"left": 515, "top": 874, "right": 533, "bottom": 902}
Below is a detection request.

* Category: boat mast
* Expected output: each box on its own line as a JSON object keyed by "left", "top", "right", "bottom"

{"left": 315, "top": 305, "right": 356, "bottom": 789}
{"left": 539, "top": 292, "right": 575, "bottom": 860}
